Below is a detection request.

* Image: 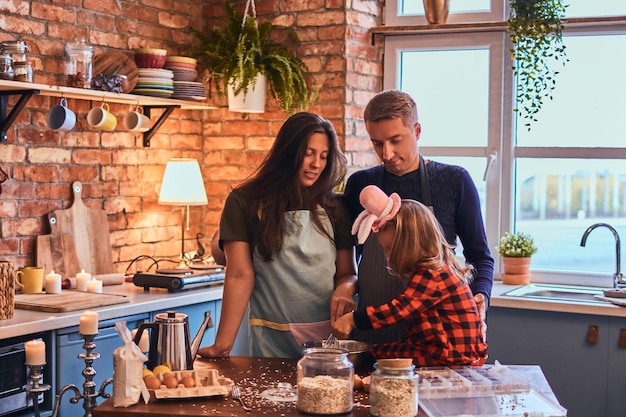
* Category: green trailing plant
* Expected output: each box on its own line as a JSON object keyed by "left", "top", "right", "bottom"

{"left": 508, "top": 0, "right": 568, "bottom": 130}
{"left": 186, "top": 0, "right": 315, "bottom": 114}
{"left": 496, "top": 231, "right": 538, "bottom": 258}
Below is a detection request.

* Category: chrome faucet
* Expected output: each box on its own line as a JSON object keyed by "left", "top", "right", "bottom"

{"left": 580, "top": 223, "right": 626, "bottom": 288}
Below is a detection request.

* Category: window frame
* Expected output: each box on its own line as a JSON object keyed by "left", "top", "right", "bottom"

{"left": 381, "top": 10, "right": 626, "bottom": 287}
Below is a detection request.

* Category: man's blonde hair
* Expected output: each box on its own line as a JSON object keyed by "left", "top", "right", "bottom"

{"left": 364, "top": 90, "right": 418, "bottom": 128}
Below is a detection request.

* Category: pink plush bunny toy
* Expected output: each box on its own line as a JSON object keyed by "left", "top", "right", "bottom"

{"left": 351, "top": 185, "right": 401, "bottom": 244}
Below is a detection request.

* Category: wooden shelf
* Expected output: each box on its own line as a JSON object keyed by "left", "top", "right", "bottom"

{"left": 0, "top": 79, "right": 217, "bottom": 146}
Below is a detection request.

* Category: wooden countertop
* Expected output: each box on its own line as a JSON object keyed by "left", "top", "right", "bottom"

{"left": 93, "top": 357, "right": 561, "bottom": 417}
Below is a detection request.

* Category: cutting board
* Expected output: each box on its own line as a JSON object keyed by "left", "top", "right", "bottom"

{"left": 93, "top": 51, "right": 139, "bottom": 92}
{"left": 51, "top": 181, "right": 114, "bottom": 276}
{"left": 36, "top": 213, "right": 81, "bottom": 276}
{"left": 14, "top": 290, "right": 129, "bottom": 312}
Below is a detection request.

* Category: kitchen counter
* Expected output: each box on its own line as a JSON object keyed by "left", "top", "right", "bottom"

{"left": 490, "top": 280, "right": 626, "bottom": 317}
{"left": 2, "top": 279, "right": 625, "bottom": 340}
{"left": 0, "top": 282, "right": 225, "bottom": 339}
{"left": 93, "top": 357, "right": 560, "bottom": 417}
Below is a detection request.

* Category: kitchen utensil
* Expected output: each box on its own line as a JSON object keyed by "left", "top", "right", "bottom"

{"left": 87, "top": 102, "right": 117, "bottom": 130}
{"left": 14, "top": 291, "right": 128, "bottom": 312}
{"left": 323, "top": 333, "right": 339, "bottom": 348}
{"left": 133, "top": 310, "right": 214, "bottom": 371}
{"left": 302, "top": 339, "right": 373, "bottom": 371}
{"left": 15, "top": 267, "right": 44, "bottom": 294}
{"left": 51, "top": 181, "right": 113, "bottom": 275}
{"left": 47, "top": 97, "right": 76, "bottom": 131}
{"left": 36, "top": 211, "right": 81, "bottom": 277}
{"left": 231, "top": 385, "right": 251, "bottom": 412}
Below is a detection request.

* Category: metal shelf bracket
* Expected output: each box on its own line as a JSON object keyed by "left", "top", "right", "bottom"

{"left": 1, "top": 89, "right": 39, "bottom": 142}
{"left": 142, "top": 105, "right": 179, "bottom": 147}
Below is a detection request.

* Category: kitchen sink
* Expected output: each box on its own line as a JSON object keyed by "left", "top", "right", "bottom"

{"left": 503, "top": 283, "right": 609, "bottom": 304}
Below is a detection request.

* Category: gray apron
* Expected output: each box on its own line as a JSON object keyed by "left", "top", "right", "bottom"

{"left": 248, "top": 209, "right": 336, "bottom": 357}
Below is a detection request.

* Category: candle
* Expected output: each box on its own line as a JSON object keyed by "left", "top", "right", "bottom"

{"left": 86, "top": 279, "right": 102, "bottom": 293}
{"left": 45, "top": 270, "right": 62, "bottom": 294}
{"left": 76, "top": 269, "right": 91, "bottom": 292}
{"left": 131, "top": 328, "right": 150, "bottom": 352}
{"left": 25, "top": 339, "right": 46, "bottom": 365}
{"left": 79, "top": 311, "right": 99, "bottom": 335}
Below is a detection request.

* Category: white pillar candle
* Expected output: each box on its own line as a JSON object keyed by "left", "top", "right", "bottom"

{"left": 79, "top": 311, "right": 99, "bottom": 335}
{"left": 45, "top": 270, "right": 62, "bottom": 294}
{"left": 131, "top": 328, "right": 150, "bottom": 352}
{"left": 76, "top": 269, "right": 91, "bottom": 292}
{"left": 86, "top": 279, "right": 102, "bottom": 293}
{"left": 25, "top": 339, "right": 46, "bottom": 365}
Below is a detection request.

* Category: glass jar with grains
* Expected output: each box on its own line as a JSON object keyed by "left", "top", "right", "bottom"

{"left": 296, "top": 347, "right": 354, "bottom": 415}
{"left": 64, "top": 39, "right": 94, "bottom": 89}
{"left": 369, "top": 359, "right": 419, "bottom": 417}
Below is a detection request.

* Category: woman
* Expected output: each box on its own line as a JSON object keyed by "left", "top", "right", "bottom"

{"left": 333, "top": 185, "right": 487, "bottom": 366}
{"left": 198, "top": 112, "right": 357, "bottom": 358}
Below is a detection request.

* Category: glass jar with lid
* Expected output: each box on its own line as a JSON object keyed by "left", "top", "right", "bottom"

{"left": 64, "top": 39, "right": 94, "bottom": 89}
{"left": 296, "top": 347, "right": 354, "bottom": 414}
{"left": 0, "top": 40, "right": 30, "bottom": 63}
{"left": 369, "top": 359, "right": 419, "bottom": 417}
{"left": 0, "top": 54, "right": 13, "bottom": 80}
{"left": 13, "top": 61, "right": 32, "bottom": 82}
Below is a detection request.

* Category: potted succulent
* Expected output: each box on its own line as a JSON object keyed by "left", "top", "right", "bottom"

{"left": 495, "top": 231, "right": 538, "bottom": 284}
{"left": 507, "top": 0, "right": 568, "bottom": 130}
{"left": 185, "top": 0, "right": 315, "bottom": 114}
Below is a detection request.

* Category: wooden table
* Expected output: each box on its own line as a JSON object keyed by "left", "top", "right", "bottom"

{"left": 93, "top": 357, "right": 561, "bottom": 417}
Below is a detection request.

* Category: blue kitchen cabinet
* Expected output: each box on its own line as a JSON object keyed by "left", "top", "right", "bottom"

{"left": 607, "top": 316, "right": 626, "bottom": 417}
{"left": 486, "top": 307, "right": 610, "bottom": 417}
{"left": 55, "top": 313, "right": 149, "bottom": 417}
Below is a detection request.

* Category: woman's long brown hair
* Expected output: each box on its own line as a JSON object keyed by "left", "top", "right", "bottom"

{"left": 237, "top": 112, "right": 347, "bottom": 261}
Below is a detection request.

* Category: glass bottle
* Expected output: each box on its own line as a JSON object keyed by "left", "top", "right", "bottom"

{"left": 296, "top": 347, "right": 354, "bottom": 414}
{"left": 0, "top": 40, "right": 29, "bottom": 63}
{"left": 0, "top": 54, "right": 13, "bottom": 80}
{"left": 369, "top": 361, "right": 419, "bottom": 417}
{"left": 64, "top": 39, "right": 94, "bottom": 89}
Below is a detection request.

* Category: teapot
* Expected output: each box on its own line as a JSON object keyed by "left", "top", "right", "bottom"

{"left": 133, "top": 309, "right": 213, "bottom": 371}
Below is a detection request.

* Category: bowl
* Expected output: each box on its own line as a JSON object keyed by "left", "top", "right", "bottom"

{"left": 302, "top": 340, "right": 373, "bottom": 371}
{"left": 134, "top": 48, "right": 167, "bottom": 56}
{"left": 135, "top": 53, "right": 167, "bottom": 69}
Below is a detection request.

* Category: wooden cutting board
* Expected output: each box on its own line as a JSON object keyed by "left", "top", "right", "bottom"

{"left": 14, "top": 290, "right": 129, "bottom": 312}
{"left": 93, "top": 50, "right": 139, "bottom": 92}
{"left": 51, "top": 181, "right": 114, "bottom": 275}
{"left": 36, "top": 213, "right": 81, "bottom": 276}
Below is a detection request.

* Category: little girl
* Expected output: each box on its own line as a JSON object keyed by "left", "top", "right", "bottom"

{"left": 333, "top": 185, "right": 487, "bottom": 367}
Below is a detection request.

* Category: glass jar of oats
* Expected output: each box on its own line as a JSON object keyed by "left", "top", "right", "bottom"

{"left": 369, "top": 359, "right": 419, "bottom": 417}
{"left": 296, "top": 347, "right": 354, "bottom": 414}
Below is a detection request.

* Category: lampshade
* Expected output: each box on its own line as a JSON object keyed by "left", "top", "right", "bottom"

{"left": 158, "top": 158, "right": 208, "bottom": 206}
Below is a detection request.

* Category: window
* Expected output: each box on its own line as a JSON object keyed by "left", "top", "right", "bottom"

{"left": 383, "top": 1, "right": 626, "bottom": 287}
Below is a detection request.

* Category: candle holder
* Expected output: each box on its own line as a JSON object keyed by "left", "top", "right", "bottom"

{"left": 23, "top": 364, "right": 51, "bottom": 417}
{"left": 51, "top": 333, "right": 112, "bottom": 417}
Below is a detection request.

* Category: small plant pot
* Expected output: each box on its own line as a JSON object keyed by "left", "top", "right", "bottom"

{"left": 501, "top": 257, "right": 532, "bottom": 285}
{"left": 227, "top": 73, "right": 267, "bottom": 113}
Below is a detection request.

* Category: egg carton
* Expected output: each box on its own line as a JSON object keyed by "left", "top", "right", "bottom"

{"left": 417, "top": 365, "right": 530, "bottom": 398}
{"left": 151, "top": 368, "right": 234, "bottom": 400}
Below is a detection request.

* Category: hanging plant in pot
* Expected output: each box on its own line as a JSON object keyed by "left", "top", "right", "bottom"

{"left": 508, "top": 0, "right": 568, "bottom": 130}
{"left": 186, "top": 0, "right": 315, "bottom": 114}
{"left": 495, "top": 231, "right": 538, "bottom": 285}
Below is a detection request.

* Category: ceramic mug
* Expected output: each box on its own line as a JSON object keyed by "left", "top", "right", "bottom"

{"left": 87, "top": 102, "right": 117, "bottom": 131}
{"left": 15, "top": 266, "right": 44, "bottom": 294}
{"left": 47, "top": 97, "right": 76, "bottom": 131}
{"left": 123, "top": 106, "right": 151, "bottom": 132}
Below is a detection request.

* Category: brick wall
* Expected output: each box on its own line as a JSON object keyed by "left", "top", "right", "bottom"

{"left": 0, "top": 0, "right": 383, "bottom": 274}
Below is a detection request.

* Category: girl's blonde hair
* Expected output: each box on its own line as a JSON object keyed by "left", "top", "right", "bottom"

{"left": 383, "top": 199, "right": 474, "bottom": 281}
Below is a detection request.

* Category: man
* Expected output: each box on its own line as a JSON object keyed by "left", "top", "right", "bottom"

{"left": 338, "top": 90, "right": 493, "bottom": 344}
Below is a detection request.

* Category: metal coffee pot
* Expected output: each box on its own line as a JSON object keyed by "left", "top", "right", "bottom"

{"left": 133, "top": 309, "right": 213, "bottom": 371}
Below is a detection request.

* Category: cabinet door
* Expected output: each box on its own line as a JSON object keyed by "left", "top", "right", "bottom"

{"left": 151, "top": 301, "right": 218, "bottom": 348}
{"left": 486, "top": 307, "right": 609, "bottom": 417}
{"left": 55, "top": 313, "right": 149, "bottom": 417}
{"left": 607, "top": 317, "right": 626, "bottom": 416}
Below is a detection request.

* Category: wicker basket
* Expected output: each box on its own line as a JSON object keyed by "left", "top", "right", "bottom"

{"left": 0, "top": 261, "right": 15, "bottom": 319}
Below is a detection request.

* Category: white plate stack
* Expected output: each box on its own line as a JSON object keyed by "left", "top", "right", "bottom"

{"left": 132, "top": 68, "right": 174, "bottom": 98}
{"left": 164, "top": 56, "right": 207, "bottom": 101}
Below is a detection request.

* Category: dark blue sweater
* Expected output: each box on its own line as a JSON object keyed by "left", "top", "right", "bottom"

{"left": 344, "top": 161, "right": 494, "bottom": 305}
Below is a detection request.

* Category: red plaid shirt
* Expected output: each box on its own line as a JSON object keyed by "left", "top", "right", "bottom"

{"left": 353, "top": 265, "right": 488, "bottom": 367}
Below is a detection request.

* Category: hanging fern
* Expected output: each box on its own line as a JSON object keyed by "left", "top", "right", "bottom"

{"left": 508, "top": 0, "right": 568, "bottom": 130}
{"left": 186, "top": 0, "right": 315, "bottom": 114}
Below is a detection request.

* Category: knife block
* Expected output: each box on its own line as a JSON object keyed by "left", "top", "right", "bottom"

{"left": 0, "top": 261, "right": 15, "bottom": 319}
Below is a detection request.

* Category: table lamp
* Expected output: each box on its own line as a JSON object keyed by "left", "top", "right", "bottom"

{"left": 159, "top": 158, "right": 208, "bottom": 268}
